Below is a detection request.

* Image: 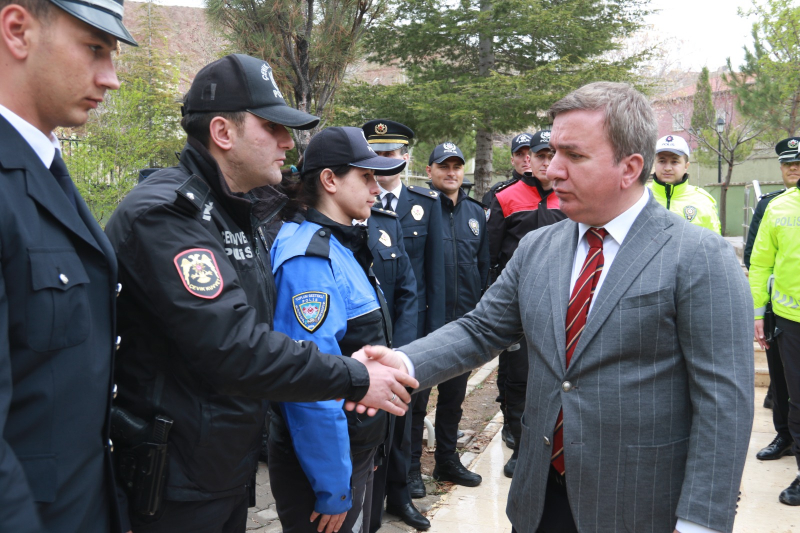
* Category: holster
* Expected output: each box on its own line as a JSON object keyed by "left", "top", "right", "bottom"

{"left": 111, "top": 406, "right": 173, "bottom": 517}
{"left": 765, "top": 275, "right": 777, "bottom": 343}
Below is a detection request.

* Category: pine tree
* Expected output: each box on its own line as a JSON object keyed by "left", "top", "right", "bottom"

{"left": 691, "top": 67, "right": 714, "bottom": 134}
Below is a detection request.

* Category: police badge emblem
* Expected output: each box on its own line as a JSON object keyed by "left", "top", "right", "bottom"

{"left": 443, "top": 142, "right": 457, "bottom": 153}
{"left": 375, "top": 123, "right": 388, "bottom": 135}
{"left": 292, "top": 291, "right": 330, "bottom": 332}
{"left": 411, "top": 205, "right": 424, "bottom": 220}
{"left": 540, "top": 131, "right": 551, "bottom": 142}
{"left": 683, "top": 205, "right": 698, "bottom": 222}
{"left": 261, "top": 63, "right": 283, "bottom": 99}
{"left": 469, "top": 218, "right": 480, "bottom": 236}
{"left": 790, "top": 139, "right": 799, "bottom": 149}
{"left": 174, "top": 248, "right": 224, "bottom": 299}
{"left": 379, "top": 230, "right": 392, "bottom": 247}
{"left": 666, "top": 135, "right": 674, "bottom": 142}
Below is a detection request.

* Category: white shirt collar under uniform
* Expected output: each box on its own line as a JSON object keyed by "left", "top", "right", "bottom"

{"left": 378, "top": 182, "right": 403, "bottom": 211}
{"left": 570, "top": 187, "right": 650, "bottom": 314}
{"left": 0, "top": 103, "right": 61, "bottom": 168}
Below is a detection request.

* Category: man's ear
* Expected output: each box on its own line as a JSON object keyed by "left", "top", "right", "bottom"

{"left": 402, "top": 152, "right": 410, "bottom": 162}
{"left": 425, "top": 165, "right": 432, "bottom": 178}
{"left": 208, "top": 116, "right": 236, "bottom": 151}
{"left": 319, "top": 168, "right": 337, "bottom": 194}
{"left": 620, "top": 153, "right": 645, "bottom": 190}
{"left": 1, "top": 5, "right": 36, "bottom": 61}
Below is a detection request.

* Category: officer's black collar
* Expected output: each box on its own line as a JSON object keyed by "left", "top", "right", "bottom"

{"left": 652, "top": 173, "right": 690, "bottom": 187}
{"left": 305, "top": 208, "right": 368, "bottom": 256}
{"left": 429, "top": 183, "right": 467, "bottom": 209}
{"left": 180, "top": 137, "right": 253, "bottom": 231}
{"left": 520, "top": 172, "right": 553, "bottom": 196}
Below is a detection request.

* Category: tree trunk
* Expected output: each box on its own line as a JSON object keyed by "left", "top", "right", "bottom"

{"left": 474, "top": 0, "right": 494, "bottom": 199}
{"left": 720, "top": 163, "right": 734, "bottom": 236}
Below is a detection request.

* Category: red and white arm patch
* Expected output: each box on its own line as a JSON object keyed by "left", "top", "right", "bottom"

{"left": 173, "top": 248, "right": 224, "bottom": 299}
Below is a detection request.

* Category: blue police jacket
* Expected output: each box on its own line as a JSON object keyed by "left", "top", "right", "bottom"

{"left": 271, "top": 210, "right": 389, "bottom": 515}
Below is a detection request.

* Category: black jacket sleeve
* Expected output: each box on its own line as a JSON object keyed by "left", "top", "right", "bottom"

{"left": 486, "top": 194, "right": 506, "bottom": 268}
{"left": 478, "top": 211, "right": 491, "bottom": 291}
{"left": 425, "top": 197, "right": 446, "bottom": 334}
{"left": 744, "top": 196, "right": 770, "bottom": 270}
{"left": 391, "top": 218, "right": 419, "bottom": 347}
{"left": 109, "top": 204, "right": 369, "bottom": 403}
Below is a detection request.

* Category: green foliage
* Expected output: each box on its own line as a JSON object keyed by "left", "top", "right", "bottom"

{"left": 691, "top": 67, "right": 715, "bottom": 134}
{"left": 60, "top": 1, "right": 185, "bottom": 224}
{"left": 725, "top": 0, "right": 800, "bottom": 140}
{"left": 492, "top": 145, "right": 513, "bottom": 180}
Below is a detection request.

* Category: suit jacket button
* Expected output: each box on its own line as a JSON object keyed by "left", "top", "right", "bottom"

{"left": 59, "top": 273, "right": 69, "bottom": 284}
{"left": 413, "top": 231, "right": 418, "bottom": 235}
{"left": 544, "top": 436, "right": 551, "bottom": 446}
{"left": 108, "top": 439, "right": 114, "bottom": 452}
{"left": 116, "top": 283, "right": 122, "bottom": 297}
{"left": 115, "top": 336, "right": 121, "bottom": 351}
{"left": 562, "top": 381, "right": 573, "bottom": 392}
{"left": 391, "top": 253, "right": 396, "bottom": 258}
{"left": 113, "top": 384, "right": 118, "bottom": 399}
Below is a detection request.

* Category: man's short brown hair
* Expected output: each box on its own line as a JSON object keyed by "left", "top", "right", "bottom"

{"left": 180, "top": 109, "right": 247, "bottom": 149}
{"left": 0, "top": 0, "right": 54, "bottom": 19}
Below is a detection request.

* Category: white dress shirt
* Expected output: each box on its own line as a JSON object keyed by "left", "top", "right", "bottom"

{"left": 378, "top": 183, "right": 403, "bottom": 211}
{"left": 397, "top": 185, "right": 718, "bottom": 533}
{"left": 0, "top": 103, "right": 61, "bottom": 167}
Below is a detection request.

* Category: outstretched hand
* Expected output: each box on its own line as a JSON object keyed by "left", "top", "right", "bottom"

{"left": 344, "top": 345, "right": 417, "bottom": 416}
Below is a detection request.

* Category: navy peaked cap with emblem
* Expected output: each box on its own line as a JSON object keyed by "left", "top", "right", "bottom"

{"left": 776, "top": 137, "right": 800, "bottom": 163}
{"left": 511, "top": 133, "right": 533, "bottom": 153}
{"left": 530, "top": 130, "right": 553, "bottom": 153}
{"left": 303, "top": 127, "right": 407, "bottom": 176}
{"left": 50, "top": 0, "right": 137, "bottom": 46}
{"left": 183, "top": 54, "right": 319, "bottom": 130}
{"left": 429, "top": 142, "right": 465, "bottom": 165}
{"left": 362, "top": 120, "right": 415, "bottom": 152}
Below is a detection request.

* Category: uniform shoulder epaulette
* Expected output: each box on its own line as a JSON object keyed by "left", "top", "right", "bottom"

{"left": 176, "top": 174, "right": 211, "bottom": 211}
{"left": 760, "top": 188, "right": 787, "bottom": 200}
{"left": 493, "top": 179, "right": 519, "bottom": 195}
{"left": 464, "top": 195, "right": 488, "bottom": 209}
{"left": 371, "top": 205, "right": 398, "bottom": 217}
{"left": 305, "top": 225, "right": 332, "bottom": 259}
{"left": 407, "top": 185, "right": 439, "bottom": 200}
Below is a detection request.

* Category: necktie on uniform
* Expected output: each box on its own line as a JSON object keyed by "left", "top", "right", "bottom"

{"left": 382, "top": 192, "right": 395, "bottom": 211}
{"left": 551, "top": 227, "right": 608, "bottom": 476}
{"left": 49, "top": 151, "right": 78, "bottom": 211}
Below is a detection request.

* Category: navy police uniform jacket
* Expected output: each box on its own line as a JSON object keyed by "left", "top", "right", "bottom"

{"left": 392, "top": 185, "right": 445, "bottom": 337}
{"left": 368, "top": 206, "right": 418, "bottom": 347}
{"left": 0, "top": 115, "right": 125, "bottom": 532}
{"left": 270, "top": 209, "right": 389, "bottom": 514}
{"left": 433, "top": 187, "right": 491, "bottom": 323}
{"left": 104, "top": 138, "right": 371, "bottom": 504}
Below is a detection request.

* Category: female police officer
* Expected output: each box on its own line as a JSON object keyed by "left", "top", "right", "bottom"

{"left": 268, "top": 127, "right": 407, "bottom": 533}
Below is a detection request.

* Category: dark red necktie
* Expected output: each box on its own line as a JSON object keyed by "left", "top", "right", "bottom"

{"left": 551, "top": 227, "right": 608, "bottom": 475}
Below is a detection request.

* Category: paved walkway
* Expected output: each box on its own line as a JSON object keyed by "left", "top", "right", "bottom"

{"left": 423, "top": 385, "right": 799, "bottom": 533}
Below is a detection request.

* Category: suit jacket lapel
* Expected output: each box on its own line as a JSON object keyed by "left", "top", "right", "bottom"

{"left": 395, "top": 185, "right": 413, "bottom": 221}
{"left": 550, "top": 220, "right": 579, "bottom": 372}
{"left": 569, "top": 197, "right": 673, "bottom": 366}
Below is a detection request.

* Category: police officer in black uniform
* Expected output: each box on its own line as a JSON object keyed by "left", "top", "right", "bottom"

{"left": 105, "top": 55, "right": 416, "bottom": 532}
{"left": 745, "top": 136, "right": 800, "bottom": 463}
{"left": 414, "top": 142, "right": 489, "bottom": 489}
{"left": 0, "top": 1, "right": 136, "bottom": 531}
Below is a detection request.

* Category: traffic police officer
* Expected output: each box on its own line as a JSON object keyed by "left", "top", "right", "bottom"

{"left": 746, "top": 137, "right": 800, "bottom": 466}
{"left": 749, "top": 136, "right": 800, "bottom": 506}
{"left": 415, "top": 142, "right": 489, "bottom": 489}
{"left": 648, "top": 135, "right": 721, "bottom": 234}
{"left": 105, "top": 55, "right": 416, "bottom": 531}
{"left": 362, "top": 119, "right": 441, "bottom": 530}
{"left": 486, "top": 130, "right": 566, "bottom": 477}
{"left": 0, "top": 0, "right": 135, "bottom": 531}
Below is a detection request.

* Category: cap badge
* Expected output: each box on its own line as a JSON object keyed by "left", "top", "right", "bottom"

{"left": 540, "top": 131, "right": 551, "bottom": 142}
{"left": 683, "top": 205, "right": 697, "bottom": 222}
{"left": 469, "top": 218, "right": 480, "bottom": 236}
{"left": 292, "top": 291, "right": 330, "bottom": 333}
{"left": 261, "top": 63, "right": 283, "bottom": 99}
{"left": 174, "top": 249, "right": 223, "bottom": 299}
{"left": 375, "top": 123, "right": 388, "bottom": 135}
{"left": 411, "top": 205, "right": 424, "bottom": 220}
{"left": 666, "top": 135, "right": 674, "bottom": 142}
{"left": 789, "top": 139, "right": 799, "bottom": 149}
{"left": 443, "top": 142, "right": 457, "bottom": 153}
{"left": 517, "top": 134, "right": 531, "bottom": 143}
{"left": 379, "top": 230, "right": 392, "bottom": 247}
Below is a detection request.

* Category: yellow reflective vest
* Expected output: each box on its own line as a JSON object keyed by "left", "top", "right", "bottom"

{"left": 749, "top": 187, "right": 800, "bottom": 322}
{"left": 648, "top": 175, "right": 721, "bottom": 234}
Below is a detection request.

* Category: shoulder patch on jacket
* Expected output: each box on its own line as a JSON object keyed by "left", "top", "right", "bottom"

{"left": 174, "top": 248, "right": 224, "bottom": 299}
{"left": 292, "top": 291, "right": 330, "bottom": 332}
{"left": 493, "top": 179, "right": 518, "bottom": 194}
{"left": 176, "top": 175, "right": 211, "bottom": 211}
{"left": 761, "top": 188, "right": 786, "bottom": 201}
{"left": 371, "top": 205, "right": 398, "bottom": 217}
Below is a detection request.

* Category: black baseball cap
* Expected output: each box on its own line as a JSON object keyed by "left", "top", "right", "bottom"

{"left": 429, "top": 142, "right": 465, "bottom": 165}
{"left": 530, "top": 130, "right": 552, "bottom": 153}
{"left": 362, "top": 119, "right": 415, "bottom": 151}
{"left": 50, "top": 0, "right": 137, "bottom": 46}
{"left": 776, "top": 137, "right": 800, "bottom": 163}
{"left": 510, "top": 133, "right": 533, "bottom": 153}
{"left": 183, "top": 54, "right": 319, "bottom": 130}
{"left": 303, "top": 127, "right": 407, "bottom": 176}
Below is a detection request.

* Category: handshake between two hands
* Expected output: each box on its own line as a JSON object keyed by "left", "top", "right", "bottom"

{"left": 343, "top": 345, "right": 419, "bottom": 417}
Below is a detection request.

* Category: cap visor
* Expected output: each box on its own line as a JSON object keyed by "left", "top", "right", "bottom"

{"left": 432, "top": 155, "right": 465, "bottom": 165}
{"left": 352, "top": 155, "right": 406, "bottom": 176}
{"left": 249, "top": 105, "right": 319, "bottom": 130}
{"left": 368, "top": 142, "right": 406, "bottom": 152}
{"left": 656, "top": 148, "right": 688, "bottom": 157}
{"left": 531, "top": 143, "right": 551, "bottom": 153}
{"left": 779, "top": 154, "right": 800, "bottom": 163}
{"left": 51, "top": 0, "right": 138, "bottom": 46}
